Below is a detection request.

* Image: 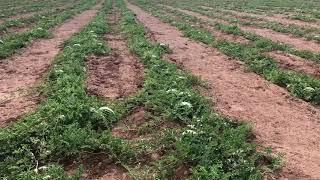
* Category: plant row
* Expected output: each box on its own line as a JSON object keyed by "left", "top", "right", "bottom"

{"left": 0, "top": 1, "right": 136, "bottom": 178}
{"left": 160, "top": 4, "right": 320, "bottom": 62}
{"left": 131, "top": 0, "right": 320, "bottom": 104}
{"left": 111, "top": 0, "right": 278, "bottom": 178}
{"left": 0, "top": 0, "right": 100, "bottom": 59}
{"left": 0, "top": 0, "right": 70, "bottom": 18}
{"left": 0, "top": 0, "right": 81, "bottom": 35}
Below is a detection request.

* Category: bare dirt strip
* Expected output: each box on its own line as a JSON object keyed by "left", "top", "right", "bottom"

{"left": 85, "top": 10, "right": 143, "bottom": 99}
{"left": 127, "top": 2, "right": 320, "bottom": 179}
{"left": 175, "top": 8, "right": 320, "bottom": 53}
{"left": 268, "top": 51, "right": 320, "bottom": 78}
{"left": 0, "top": 5, "right": 100, "bottom": 127}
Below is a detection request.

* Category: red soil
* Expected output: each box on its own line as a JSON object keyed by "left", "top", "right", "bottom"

{"left": 127, "top": 2, "right": 320, "bottom": 179}
{"left": 65, "top": 154, "right": 130, "bottom": 180}
{"left": 0, "top": 6, "right": 99, "bottom": 127}
{"left": 85, "top": 10, "right": 143, "bottom": 99}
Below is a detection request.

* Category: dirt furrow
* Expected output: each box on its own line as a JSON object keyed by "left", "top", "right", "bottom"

{"left": 268, "top": 51, "right": 320, "bottom": 78}
{"left": 127, "top": 2, "right": 320, "bottom": 179}
{"left": 0, "top": 6, "right": 100, "bottom": 127}
{"left": 85, "top": 10, "right": 143, "bottom": 99}
{"left": 176, "top": 8, "right": 320, "bottom": 53}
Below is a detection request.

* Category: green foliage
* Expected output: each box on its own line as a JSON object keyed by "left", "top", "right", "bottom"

{"left": 0, "top": 0, "right": 99, "bottom": 59}
{"left": 139, "top": 1, "right": 320, "bottom": 104}
{"left": 119, "top": 2, "right": 264, "bottom": 179}
{"left": 0, "top": 1, "right": 135, "bottom": 178}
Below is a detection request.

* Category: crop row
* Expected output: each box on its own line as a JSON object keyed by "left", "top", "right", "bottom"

{"left": 130, "top": 0, "right": 320, "bottom": 105}
{"left": 0, "top": 0, "right": 125, "bottom": 178}
{"left": 0, "top": 0, "right": 100, "bottom": 59}
{"left": 108, "top": 0, "right": 278, "bottom": 179}
{"left": 0, "top": 0, "right": 74, "bottom": 19}
{"left": 187, "top": 6, "right": 320, "bottom": 43}
{"left": 160, "top": 5, "right": 320, "bottom": 62}
{"left": 0, "top": 0, "right": 82, "bottom": 35}
{"left": 165, "top": 0, "right": 320, "bottom": 21}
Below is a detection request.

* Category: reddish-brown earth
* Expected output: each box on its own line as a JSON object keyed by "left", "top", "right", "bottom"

{"left": 65, "top": 154, "right": 130, "bottom": 180}
{"left": 0, "top": 6, "right": 100, "bottom": 127}
{"left": 173, "top": 7, "right": 320, "bottom": 53}
{"left": 86, "top": 10, "right": 143, "bottom": 99}
{"left": 127, "top": 2, "right": 320, "bottom": 179}
{"left": 268, "top": 51, "right": 320, "bottom": 78}
{"left": 111, "top": 106, "right": 147, "bottom": 140}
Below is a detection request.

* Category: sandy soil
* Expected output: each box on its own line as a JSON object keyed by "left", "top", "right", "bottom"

{"left": 127, "top": 2, "right": 320, "bottom": 179}
{"left": 85, "top": 10, "right": 143, "bottom": 99}
{"left": 0, "top": 6, "right": 99, "bottom": 127}
{"left": 175, "top": 7, "right": 320, "bottom": 53}
{"left": 268, "top": 51, "right": 320, "bottom": 78}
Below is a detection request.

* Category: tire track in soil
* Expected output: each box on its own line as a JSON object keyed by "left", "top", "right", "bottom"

{"left": 127, "top": 2, "right": 320, "bottom": 179}
{"left": 175, "top": 7, "right": 320, "bottom": 53}
{"left": 85, "top": 10, "right": 143, "bottom": 99}
{"left": 0, "top": 4, "right": 101, "bottom": 127}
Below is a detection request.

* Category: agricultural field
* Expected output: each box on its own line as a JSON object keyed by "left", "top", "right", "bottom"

{"left": 0, "top": 0, "right": 319, "bottom": 179}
